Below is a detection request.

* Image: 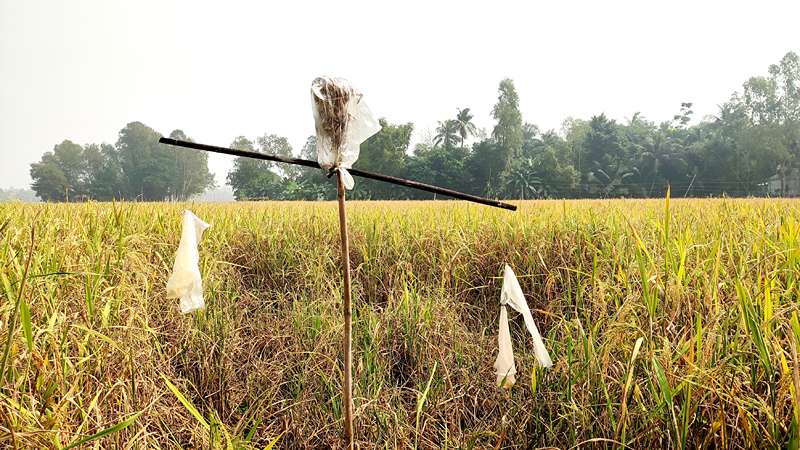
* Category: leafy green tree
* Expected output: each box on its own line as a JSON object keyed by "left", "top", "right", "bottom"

{"left": 454, "top": 107, "right": 478, "bottom": 148}
{"left": 29, "top": 140, "right": 86, "bottom": 201}
{"left": 741, "top": 52, "right": 800, "bottom": 195}
{"left": 353, "top": 119, "right": 412, "bottom": 199}
{"left": 406, "top": 142, "right": 469, "bottom": 197}
{"left": 674, "top": 102, "right": 694, "bottom": 126}
{"left": 84, "top": 143, "right": 123, "bottom": 200}
{"left": 291, "top": 136, "right": 336, "bottom": 200}
{"left": 115, "top": 123, "right": 213, "bottom": 200}
{"left": 256, "top": 134, "right": 294, "bottom": 177}
{"left": 501, "top": 128, "right": 577, "bottom": 198}
{"left": 30, "top": 153, "right": 69, "bottom": 201}
{"left": 492, "top": 78, "right": 524, "bottom": 169}
{"left": 691, "top": 97, "right": 780, "bottom": 195}
{"left": 32, "top": 123, "right": 212, "bottom": 202}
{"left": 561, "top": 117, "right": 590, "bottom": 178}
{"left": 31, "top": 140, "right": 125, "bottom": 201}
{"left": 226, "top": 136, "right": 285, "bottom": 200}
{"left": 503, "top": 158, "right": 540, "bottom": 199}
{"left": 583, "top": 114, "right": 639, "bottom": 197}
{"left": 465, "top": 138, "right": 504, "bottom": 195}
{"left": 116, "top": 122, "right": 169, "bottom": 200}
{"left": 433, "top": 120, "right": 459, "bottom": 149}
{"left": 620, "top": 113, "right": 687, "bottom": 196}
{"left": 634, "top": 123, "right": 675, "bottom": 196}
{"left": 53, "top": 140, "right": 86, "bottom": 198}
{"left": 168, "top": 130, "right": 215, "bottom": 200}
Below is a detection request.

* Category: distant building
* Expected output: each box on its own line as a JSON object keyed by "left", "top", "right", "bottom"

{"left": 766, "top": 169, "right": 800, "bottom": 197}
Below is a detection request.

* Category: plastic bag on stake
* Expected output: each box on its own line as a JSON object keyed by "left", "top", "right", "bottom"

{"left": 494, "top": 304, "right": 517, "bottom": 388}
{"left": 493, "top": 264, "right": 552, "bottom": 388}
{"left": 166, "top": 210, "right": 211, "bottom": 314}
{"left": 311, "top": 77, "right": 381, "bottom": 189}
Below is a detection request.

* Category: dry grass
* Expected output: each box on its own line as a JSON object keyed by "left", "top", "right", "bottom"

{"left": 1, "top": 198, "right": 800, "bottom": 448}
{"left": 312, "top": 77, "right": 353, "bottom": 165}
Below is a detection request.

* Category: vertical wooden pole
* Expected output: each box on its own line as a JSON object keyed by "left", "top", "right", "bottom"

{"left": 336, "top": 172, "right": 354, "bottom": 448}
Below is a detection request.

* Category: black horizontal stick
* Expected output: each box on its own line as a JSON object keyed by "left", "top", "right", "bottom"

{"left": 159, "top": 137, "right": 517, "bottom": 211}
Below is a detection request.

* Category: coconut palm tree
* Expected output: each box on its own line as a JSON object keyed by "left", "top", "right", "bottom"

{"left": 433, "top": 120, "right": 460, "bottom": 149}
{"left": 634, "top": 123, "right": 690, "bottom": 196}
{"left": 454, "top": 108, "right": 478, "bottom": 148}
{"left": 504, "top": 158, "right": 541, "bottom": 199}
{"left": 588, "top": 160, "right": 639, "bottom": 197}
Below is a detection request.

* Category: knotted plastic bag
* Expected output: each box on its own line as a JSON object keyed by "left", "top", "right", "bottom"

{"left": 166, "top": 210, "right": 211, "bottom": 314}
{"left": 493, "top": 265, "right": 552, "bottom": 388}
{"left": 311, "top": 77, "right": 381, "bottom": 189}
{"left": 495, "top": 304, "right": 516, "bottom": 388}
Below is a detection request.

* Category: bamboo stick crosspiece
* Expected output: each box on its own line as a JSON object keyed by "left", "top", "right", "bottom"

{"left": 157, "top": 138, "right": 517, "bottom": 211}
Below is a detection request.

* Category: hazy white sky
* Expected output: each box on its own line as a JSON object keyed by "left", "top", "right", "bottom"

{"left": 2, "top": 0, "right": 799, "bottom": 189}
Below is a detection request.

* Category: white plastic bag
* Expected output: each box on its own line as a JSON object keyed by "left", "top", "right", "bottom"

{"left": 311, "top": 77, "right": 381, "bottom": 189}
{"left": 493, "top": 265, "right": 552, "bottom": 388}
{"left": 166, "top": 210, "right": 211, "bottom": 314}
{"left": 495, "top": 304, "right": 516, "bottom": 388}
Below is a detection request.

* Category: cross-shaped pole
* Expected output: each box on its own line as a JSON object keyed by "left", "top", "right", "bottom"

{"left": 159, "top": 133, "right": 515, "bottom": 448}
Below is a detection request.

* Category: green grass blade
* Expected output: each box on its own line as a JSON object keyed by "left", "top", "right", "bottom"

{"left": 63, "top": 411, "right": 142, "bottom": 450}
{"left": 652, "top": 357, "right": 672, "bottom": 404}
{"left": 20, "top": 298, "right": 32, "bottom": 352}
{"left": 736, "top": 280, "right": 771, "bottom": 374}
{"left": 0, "top": 226, "right": 34, "bottom": 381}
{"left": 664, "top": 185, "right": 671, "bottom": 277}
{"left": 653, "top": 356, "right": 681, "bottom": 449}
{"left": 264, "top": 431, "right": 285, "bottom": 450}
{"left": 244, "top": 416, "right": 263, "bottom": 443}
{"left": 617, "top": 337, "right": 644, "bottom": 447}
{"left": 415, "top": 361, "right": 438, "bottom": 450}
{"left": 160, "top": 372, "right": 210, "bottom": 430}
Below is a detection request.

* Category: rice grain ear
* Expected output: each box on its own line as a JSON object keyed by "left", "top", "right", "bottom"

{"left": 312, "top": 77, "right": 354, "bottom": 160}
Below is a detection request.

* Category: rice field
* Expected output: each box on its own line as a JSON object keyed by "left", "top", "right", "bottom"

{"left": 1, "top": 198, "right": 800, "bottom": 449}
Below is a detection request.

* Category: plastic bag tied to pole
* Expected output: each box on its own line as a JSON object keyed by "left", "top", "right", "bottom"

{"left": 166, "top": 210, "right": 211, "bottom": 314}
{"left": 493, "top": 265, "right": 553, "bottom": 388}
{"left": 311, "top": 76, "right": 381, "bottom": 189}
{"left": 495, "top": 303, "right": 516, "bottom": 388}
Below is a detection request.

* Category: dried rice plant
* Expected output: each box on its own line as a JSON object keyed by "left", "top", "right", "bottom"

{"left": 312, "top": 77, "right": 355, "bottom": 163}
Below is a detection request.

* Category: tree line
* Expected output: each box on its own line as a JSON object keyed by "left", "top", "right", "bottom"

{"left": 30, "top": 51, "right": 799, "bottom": 201}
{"left": 29, "top": 123, "right": 214, "bottom": 201}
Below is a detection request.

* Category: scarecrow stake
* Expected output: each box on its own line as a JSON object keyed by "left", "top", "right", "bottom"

{"left": 158, "top": 77, "right": 516, "bottom": 449}
{"left": 336, "top": 171, "right": 355, "bottom": 443}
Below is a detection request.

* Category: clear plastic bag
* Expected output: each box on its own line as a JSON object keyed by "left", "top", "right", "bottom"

{"left": 494, "top": 304, "right": 517, "bottom": 388}
{"left": 311, "top": 77, "right": 381, "bottom": 189}
{"left": 493, "top": 265, "right": 552, "bottom": 388}
{"left": 166, "top": 210, "right": 211, "bottom": 314}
